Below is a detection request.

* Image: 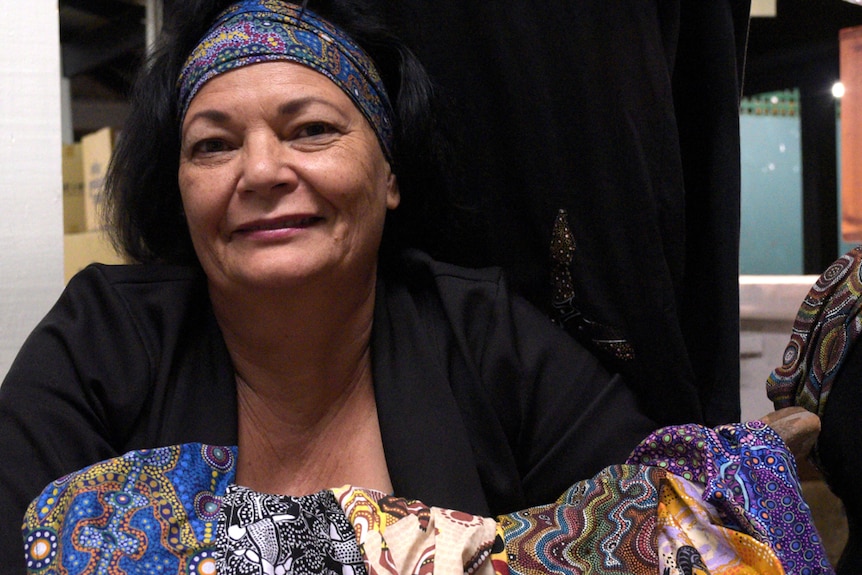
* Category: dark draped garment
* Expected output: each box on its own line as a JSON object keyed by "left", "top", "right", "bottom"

{"left": 373, "top": 0, "right": 750, "bottom": 427}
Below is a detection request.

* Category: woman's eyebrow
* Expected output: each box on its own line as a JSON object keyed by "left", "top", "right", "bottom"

{"left": 184, "top": 96, "right": 345, "bottom": 129}
{"left": 278, "top": 96, "right": 342, "bottom": 117}
{"left": 185, "top": 108, "right": 231, "bottom": 126}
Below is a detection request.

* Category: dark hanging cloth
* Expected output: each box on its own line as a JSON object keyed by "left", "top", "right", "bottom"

{"left": 374, "top": 0, "right": 750, "bottom": 427}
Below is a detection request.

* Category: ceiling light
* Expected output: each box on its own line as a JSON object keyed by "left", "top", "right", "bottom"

{"left": 833, "top": 82, "right": 846, "bottom": 98}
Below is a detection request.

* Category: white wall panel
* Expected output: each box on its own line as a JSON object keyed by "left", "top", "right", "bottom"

{"left": 0, "top": 1, "right": 64, "bottom": 380}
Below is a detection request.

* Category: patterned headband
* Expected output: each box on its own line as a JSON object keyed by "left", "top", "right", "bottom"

{"left": 177, "top": 0, "right": 395, "bottom": 163}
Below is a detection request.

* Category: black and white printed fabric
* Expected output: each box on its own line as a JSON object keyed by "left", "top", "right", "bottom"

{"left": 216, "top": 484, "right": 367, "bottom": 575}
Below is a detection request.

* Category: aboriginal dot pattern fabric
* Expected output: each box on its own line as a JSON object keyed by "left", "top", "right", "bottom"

{"left": 22, "top": 423, "right": 833, "bottom": 574}
{"left": 767, "top": 245, "right": 862, "bottom": 418}
{"left": 628, "top": 421, "right": 833, "bottom": 574}
{"left": 22, "top": 444, "right": 234, "bottom": 574}
{"left": 177, "top": 0, "right": 394, "bottom": 162}
{"left": 499, "top": 465, "right": 785, "bottom": 575}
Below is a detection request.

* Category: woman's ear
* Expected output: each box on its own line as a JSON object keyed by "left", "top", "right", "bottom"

{"left": 385, "top": 172, "right": 400, "bottom": 210}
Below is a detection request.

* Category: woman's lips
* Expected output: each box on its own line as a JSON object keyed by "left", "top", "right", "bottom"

{"left": 235, "top": 216, "right": 323, "bottom": 234}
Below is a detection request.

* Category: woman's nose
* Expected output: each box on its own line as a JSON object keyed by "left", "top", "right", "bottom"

{"left": 239, "top": 133, "right": 297, "bottom": 193}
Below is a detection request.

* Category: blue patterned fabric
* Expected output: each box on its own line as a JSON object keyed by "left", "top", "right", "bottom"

{"left": 23, "top": 444, "right": 235, "bottom": 574}
{"left": 177, "top": 0, "right": 394, "bottom": 162}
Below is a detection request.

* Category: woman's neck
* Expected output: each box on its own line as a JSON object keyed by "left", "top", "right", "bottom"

{"left": 211, "top": 275, "right": 377, "bottom": 399}
{"left": 234, "top": 359, "right": 391, "bottom": 495}
{"left": 208, "top": 276, "right": 391, "bottom": 494}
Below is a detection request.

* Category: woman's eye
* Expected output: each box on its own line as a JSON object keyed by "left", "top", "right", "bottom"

{"left": 298, "top": 123, "right": 335, "bottom": 138}
{"left": 195, "top": 139, "right": 229, "bottom": 154}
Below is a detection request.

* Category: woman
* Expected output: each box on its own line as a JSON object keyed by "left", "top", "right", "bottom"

{"left": 0, "top": 0, "right": 657, "bottom": 570}
{"left": 1, "top": 1, "right": 831, "bottom": 573}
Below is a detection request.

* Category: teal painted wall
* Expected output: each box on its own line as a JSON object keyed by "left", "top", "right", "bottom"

{"left": 739, "top": 112, "right": 804, "bottom": 274}
{"left": 739, "top": 91, "right": 854, "bottom": 274}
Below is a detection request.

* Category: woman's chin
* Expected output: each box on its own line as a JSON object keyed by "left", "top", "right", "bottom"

{"left": 212, "top": 259, "right": 351, "bottom": 293}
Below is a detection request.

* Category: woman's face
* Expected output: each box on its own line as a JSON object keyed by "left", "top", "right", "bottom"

{"left": 178, "top": 61, "right": 399, "bottom": 293}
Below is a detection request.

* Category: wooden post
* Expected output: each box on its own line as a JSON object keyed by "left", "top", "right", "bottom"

{"left": 840, "top": 26, "right": 862, "bottom": 241}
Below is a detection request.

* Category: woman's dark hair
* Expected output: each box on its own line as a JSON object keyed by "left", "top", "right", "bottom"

{"left": 104, "top": 0, "right": 454, "bottom": 266}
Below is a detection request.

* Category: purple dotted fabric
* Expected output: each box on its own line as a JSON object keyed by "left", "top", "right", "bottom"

{"left": 628, "top": 421, "right": 833, "bottom": 575}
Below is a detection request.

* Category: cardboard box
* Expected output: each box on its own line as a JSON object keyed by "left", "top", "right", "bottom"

{"left": 81, "top": 127, "right": 116, "bottom": 231}
{"left": 64, "top": 230, "right": 126, "bottom": 283}
{"left": 62, "top": 143, "right": 86, "bottom": 233}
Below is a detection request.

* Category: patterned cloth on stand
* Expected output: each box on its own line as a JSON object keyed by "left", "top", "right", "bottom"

{"left": 767, "top": 245, "right": 862, "bottom": 419}
{"left": 22, "top": 423, "right": 833, "bottom": 575}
